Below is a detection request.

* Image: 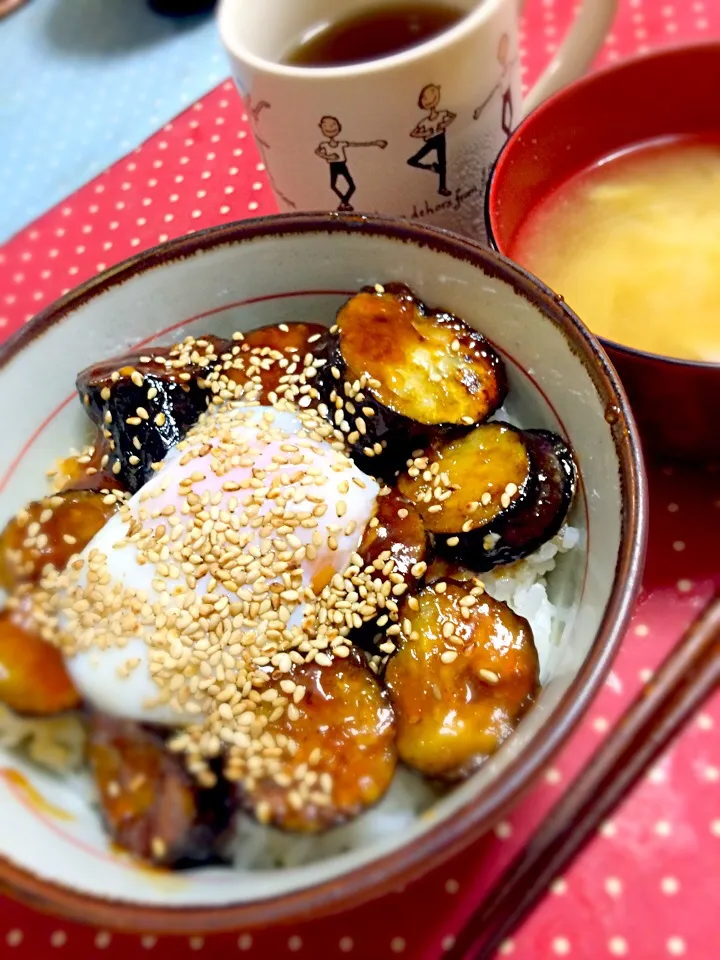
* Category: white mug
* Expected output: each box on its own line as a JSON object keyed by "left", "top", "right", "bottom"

{"left": 219, "top": 0, "right": 617, "bottom": 241}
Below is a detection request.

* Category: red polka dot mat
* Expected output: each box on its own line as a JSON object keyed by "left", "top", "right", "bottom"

{"left": 1, "top": 2, "right": 719, "bottom": 958}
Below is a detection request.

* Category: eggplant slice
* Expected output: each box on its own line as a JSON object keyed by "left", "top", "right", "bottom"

{"left": 76, "top": 336, "right": 225, "bottom": 493}
{"left": 472, "top": 429, "right": 577, "bottom": 569}
{"left": 315, "top": 283, "right": 506, "bottom": 471}
{"left": 87, "top": 714, "right": 236, "bottom": 868}
{"left": 424, "top": 556, "right": 480, "bottom": 585}
{"left": 358, "top": 489, "right": 427, "bottom": 588}
{"left": 236, "top": 649, "right": 397, "bottom": 832}
{"left": 385, "top": 580, "right": 539, "bottom": 780}
{"left": 352, "top": 489, "right": 427, "bottom": 652}
{"left": 214, "top": 322, "right": 327, "bottom": 405}
{"left": 53, "top": 431, "right": 125, "bottom": 495}
{"left": 0, "top": 490, "right": 118, "bottom": 592}
{"left": 0, "top": 610, "right": 80, "bottom": 716}
{"left": 397, "top": 421, "right": 532, "bottom": 544}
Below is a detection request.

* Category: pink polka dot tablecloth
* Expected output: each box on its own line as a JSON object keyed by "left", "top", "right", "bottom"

{"left": 1, "top": 2, "right": 719, "bottom": 957}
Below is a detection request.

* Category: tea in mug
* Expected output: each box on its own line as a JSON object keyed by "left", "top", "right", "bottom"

{"left": 283, "top": 2, "right": 466, "bottom": 67}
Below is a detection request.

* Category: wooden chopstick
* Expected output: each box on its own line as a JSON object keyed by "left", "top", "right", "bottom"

{"left": 448, "top": 594, "right": 720, "bottom": 960}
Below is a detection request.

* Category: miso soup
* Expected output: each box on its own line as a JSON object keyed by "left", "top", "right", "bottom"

{"left": 511, "top": 138, "right": 720, "bottom": 363}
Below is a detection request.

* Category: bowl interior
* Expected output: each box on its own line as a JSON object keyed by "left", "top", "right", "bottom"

{"left": 0, "top": 217, "right": 641, "bottom": 923}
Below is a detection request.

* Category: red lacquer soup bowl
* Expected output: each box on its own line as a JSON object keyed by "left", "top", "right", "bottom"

{"left": 487, "top": 42, "right": 720, "bottom": 463}
{"left": 0, "top": 214, "right": 645, "bottom": 932}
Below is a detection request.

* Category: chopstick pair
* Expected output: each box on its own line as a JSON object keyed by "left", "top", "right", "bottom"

{"left": 448, "top": 594, "right": 720, "bottom": 960}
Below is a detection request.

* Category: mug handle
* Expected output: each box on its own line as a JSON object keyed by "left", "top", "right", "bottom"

{"left": 520, "top": 0, "right": 618, "bottom": 116}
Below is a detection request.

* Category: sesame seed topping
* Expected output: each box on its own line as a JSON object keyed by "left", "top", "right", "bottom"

{"left": 151, "top": 837, "right": 167, "bottom": 859}
{"left": 479, "top": 668, "right": 500, "bottom": 684}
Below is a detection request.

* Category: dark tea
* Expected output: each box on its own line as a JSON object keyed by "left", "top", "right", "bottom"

{"left": 283, "top": 2, "right": 466, "bottom": 67}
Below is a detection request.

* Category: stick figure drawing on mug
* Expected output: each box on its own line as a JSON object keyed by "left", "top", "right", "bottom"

{"left": 473, "top": 33, "right": 517, "bottom": 140}
{"left": 249, "top": 98, "right": 271, "bottom": 148}
{"left": 247, "top": 97, "right": 297, "bottom": 208}
{"left": 407, "top": 84, "right": 456, "bottom": 197}
{"left": 315, "top": 116, "right": 388, "bottom": 211}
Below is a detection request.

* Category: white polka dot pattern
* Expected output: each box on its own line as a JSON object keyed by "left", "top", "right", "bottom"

{"left": 0, "top": 1, "right": 225, "bottom": 241}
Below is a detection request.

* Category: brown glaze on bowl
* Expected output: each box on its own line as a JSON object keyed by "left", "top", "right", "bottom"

{"left": 0, "top": 213, "right": 646, "bottom": 933}
{"left": 487, "top": 42, "right": 720, "bottom": 464}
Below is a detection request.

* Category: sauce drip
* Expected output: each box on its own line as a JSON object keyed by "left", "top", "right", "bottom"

{"left": 1, "top": 768, "right": 74, "bottom": 821}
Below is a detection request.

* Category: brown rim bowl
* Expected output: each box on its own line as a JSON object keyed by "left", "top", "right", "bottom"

{"left": 0, "top": 213, "right": 647, "bottom": 933}
{"left": 487, "top": 42, "right": 720, "bottom": 464}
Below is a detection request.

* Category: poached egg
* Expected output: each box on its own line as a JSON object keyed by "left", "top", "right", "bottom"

{"left": 60, "top": 404, "right": 379, "bottom": 726}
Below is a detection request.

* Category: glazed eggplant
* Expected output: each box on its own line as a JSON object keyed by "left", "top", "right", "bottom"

{"left": 76, "top": 336, "right": 224, "bottom": 493}
{"left": 216, "top": 322, "right": 327, "bottom": 404}
{"left": 237, "top": 650, "right": 396, "bottom": 832}
{"left": 351, "top": 489, "right": 427, "bottom": 652}
{"left": 0, "top": 610, "right": 80, "bottom": 716}
{"left": 472, "top": 430, "right": 577, "bottom": 569}
{"left": 0, "top": 490, "right": 117, "bottom": 592}
{"left": 52, "top": 431, "right": 125, "bottom": 495}
{"left": 397, "top": 422, "right": 532, "bottom": 544}
{"left": 358, "top": 489, "right": 427, "bottom": 588}
{"left": 385, "top": 580, "right": 539, "bottom": 780}
{"left": 87, "top": 713, "right": 236, "bottom": 868}
{"left": 424, "top": 556, "right": 480, "bottom": 585}
{"left": 315, "top": 284, "right": 506, "bottom": 471}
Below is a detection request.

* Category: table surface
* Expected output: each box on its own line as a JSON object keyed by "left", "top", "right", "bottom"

{"left": 1, "top": 1, "right": 720, "bottom": 958}
{"left": 0, "top": 0, "right": 223, "bottom": 242}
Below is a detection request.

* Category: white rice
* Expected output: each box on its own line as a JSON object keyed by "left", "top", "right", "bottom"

{"left": 483, "top": 524, "right": 581, "bottom": 684}
{"left": 233, "top": 766, "right": 438, "bottom": 870}
{"left": 0, "top": 704, "right": 85, "bottom": 774}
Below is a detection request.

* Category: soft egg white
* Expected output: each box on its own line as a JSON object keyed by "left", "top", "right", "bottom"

{"left": 65, "top": 406, "right": 380, "bottom": 726}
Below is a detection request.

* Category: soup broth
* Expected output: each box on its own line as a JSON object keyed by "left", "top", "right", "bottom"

{"left": 511, "top": 137, "right": 720, "bottom": 362}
